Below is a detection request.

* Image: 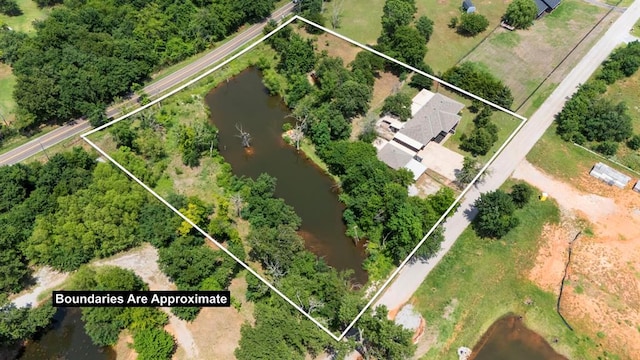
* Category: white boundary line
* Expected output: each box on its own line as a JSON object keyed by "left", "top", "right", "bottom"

{"left": 82, "top": 15, "right": 528, "bottom": 341}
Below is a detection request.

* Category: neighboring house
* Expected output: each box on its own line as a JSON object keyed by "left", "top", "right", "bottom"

{"left": 376, "top": 89, "right": 464, "bottom": 179}
{"left": 462, "top": 0, "right": 476, "bottom": 13}
{"left": 533, "top": 0, "right": 561, "bottom": 18}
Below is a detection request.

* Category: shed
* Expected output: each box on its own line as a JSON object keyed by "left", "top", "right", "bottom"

{"left": 633, "top": 180, "right": 640, "bottom": 193}
{"left": 589, "top": 162, "right": 631, "bottom": 189}
{"left": 462, "top": 0, "right": 476, "bottom": 13}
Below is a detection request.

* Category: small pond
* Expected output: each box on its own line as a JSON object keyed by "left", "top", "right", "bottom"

{"left": 19, "top": 307, "right": 115, "bottom": 360}
{"left": 206, "top": 67, "right": 368, "bottom": 284}
{"left": 470, "top": 315, "right": 567, "bottom": 360}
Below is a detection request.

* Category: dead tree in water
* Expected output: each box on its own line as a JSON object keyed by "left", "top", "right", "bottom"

{"left": 287, "top": 114, "right": 308, "bottom": 150}
{"left": 235, "top": 123, "right": 251, "bottom": 147}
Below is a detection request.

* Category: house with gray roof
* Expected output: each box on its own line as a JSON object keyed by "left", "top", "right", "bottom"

{"left": 376, "top": 89, "right": 464, "bottom": 179}
{"left": 533, "top": 0, "right": 561, "bottom": 18}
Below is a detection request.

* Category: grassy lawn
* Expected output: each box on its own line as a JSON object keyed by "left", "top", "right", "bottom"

{"left": 322, "top": 0, "right": 385, "bottom": 45}
{"left": 420, "top": 0, "right": 508, "bottom": 73}
{"left": 0, "top": 64, "right": 16, "bottom": 123}
{"left": 464, "top": 0, "right": 605, "bottom": 106}
{"left": 434, "top": 86, "right": 522, "bottom": 164}
{"left": 412, "top": 182, "right": 609, "bottom": 360}
{"left": 0, "top": 0, "right": 51, "bottom": 33}
{"left": 633, "top": 19, "right": 640, "bottom": 37}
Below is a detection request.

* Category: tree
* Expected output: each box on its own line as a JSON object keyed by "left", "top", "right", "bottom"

{"left": 415, "top": 16, "right": 434, "bottom": 42}
{"left": 627, "top": 134, "right": 640, "bottom": 150}
{"left": 443, "top": 62, "right": 514, "bottom": 109}
{"left": 234, "top": 0, "right": 275, "bottom": 23}
{"left": 594, "top": 141, "right": 619, "bottom": 156}
{"left": 502, "top": 0, "right": 538, "bottom": 29}
{"left": 381, "top": 0, "right": 416, "bottom": 34}
{"left": 381, "top": 93, "right": 412, "bottom": 121}
{"left": 0, "top": 301, "right": 56, "bottom": 347}
{"left": 0, "top": 0, "right": 21, "bottom": 16}
{"left": 380, "top": 26, "right": 427, "bottom": 68}
{"left": 472, "top": 190, "right": 520, "bottom": 238}
{"left": 333, "top": 80, "right": 372, "bottom": 118}
{"left": 510, "top": 182, "right": 534, "bottom": 208}
{"left": 597, "top": 41, "right": 640, "bottom": 84}
{"left": 455, "top": 156, "right": 484, "bottom": 186}
{"left": 457, "top": 13, "right": 489, "bottom": 36}
{"left": 354, "top": 305, "right": 416, "bottom": 360}
{"left": 133, "top": 328, "right": 175, "bottom": 360}
{"left": 460, "top": 125, "right": 498, "bottom": 156}
{"left": 408, "top": 63, "right": 434, "bottom": 90}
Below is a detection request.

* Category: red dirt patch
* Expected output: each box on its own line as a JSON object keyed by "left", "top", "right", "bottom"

{"left": 517, "top": 161, "right": 640, "bottom": 359}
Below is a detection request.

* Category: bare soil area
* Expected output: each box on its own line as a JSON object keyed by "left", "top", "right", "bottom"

{"left": 513, "top": 160, "right": 640, "bottom": 359}
{"left": 314, "top": 32, "right": 361, "bottom": 65}
{"left": 185, "top": 275, "right": 254, "bottom": 360}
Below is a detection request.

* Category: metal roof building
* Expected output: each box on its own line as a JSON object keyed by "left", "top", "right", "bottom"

{"left": 589, "top": 162, "right": 631, "bottom": 189}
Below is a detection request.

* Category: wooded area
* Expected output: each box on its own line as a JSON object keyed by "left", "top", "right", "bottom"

{"left": 556, "top": 41, "right": 640, "bottom": 157}
{"left": 0, "top": 0, "right": 277, "bottom": 130}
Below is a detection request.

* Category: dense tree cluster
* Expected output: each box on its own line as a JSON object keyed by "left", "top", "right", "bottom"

{"left": 320, "top": 140, "right": 455, "bottom": 268}
{"left": 555, "top": 81, "right": 632, "bottom": 146}
{"left": 597, "top": 41, "right": 640, "bottom": 84}
{"left": 443, "top": 61, "right": 514, "bottom": 109}
{"left": 502, "top": 0, "right": 538, "bottom": 29}
{"left": 555, "top": 42, "right": 640, "bottom": 160}
{"left": 459, "top": 107, "right": 499, "bottom": 156}
{"left": 67, "top": 266, "right": 175, "bottom": 359}
{"left": 24, "top": 162, "right": 147, "bottom": 271}
{"left": 0, "top": 148, "right": 96, "bottom": 293}
{"left": 376, "top": 0, "right": 433, "bottom": 70}
{"left": 0, "top": 298, "right": 55, "bottom": 349}
{"left": 0, "top": 0, "right": 277, "bottom": 130}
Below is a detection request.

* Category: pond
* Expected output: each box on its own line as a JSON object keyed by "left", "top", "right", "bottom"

{"left": 470, "top": 315, "right": 567, "bottom": 360}
{"left": 19, "top": 307, "right": 115, "bottom": 360}
{"left": 206, "top": 67, "right": 368, "bottom": 284}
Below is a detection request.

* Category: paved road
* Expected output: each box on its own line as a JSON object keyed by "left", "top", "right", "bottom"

{"left": 0, "top": 2, "right": 295, "bottom": 166}
{"left": 376, "top": 0, "right": 640, "bottom": 311}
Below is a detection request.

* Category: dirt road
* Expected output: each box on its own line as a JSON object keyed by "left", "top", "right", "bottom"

{"left": 375, "top": 0, "right": 640, "bottom": 311}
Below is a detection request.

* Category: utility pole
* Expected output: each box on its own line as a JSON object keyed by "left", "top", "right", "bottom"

{"left": 39, "top": 141, "right": 50, "bottom": 161}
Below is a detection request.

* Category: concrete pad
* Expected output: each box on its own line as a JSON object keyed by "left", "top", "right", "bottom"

{"left": 418, "top": 142, "right": 464, "bottom": 181}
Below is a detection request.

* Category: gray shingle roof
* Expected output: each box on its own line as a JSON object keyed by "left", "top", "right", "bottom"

{"left": 398, "top": 93, "right": 464, "bottom": 147}
{"left": 377, "top": 142, "right": 413, "bottom": 170}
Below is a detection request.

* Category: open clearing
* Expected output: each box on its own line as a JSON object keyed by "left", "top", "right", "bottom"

{"left": 513, "top": 161, "right": 640, "bottom": 359}
{"left": 0, "top": 0, "right": 51, "bottom": 33}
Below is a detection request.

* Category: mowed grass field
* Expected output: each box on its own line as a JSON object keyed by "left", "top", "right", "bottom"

{"left": 323, "top": 0, "right": 385, "bottom": 45}
{"left": 411, "top": 182, "right": 609, "bottom": 360}
{"left": 0, "top": 0, "right": 51, "bottom": 131}
{"left": 419, "top": 0, "right": 509, "bottom": 73}
{"left": 464, "top": 0, "right": 606, "bottom": 106}
{"left": 0, "top": 64, "right": 16, "bottom": 123}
